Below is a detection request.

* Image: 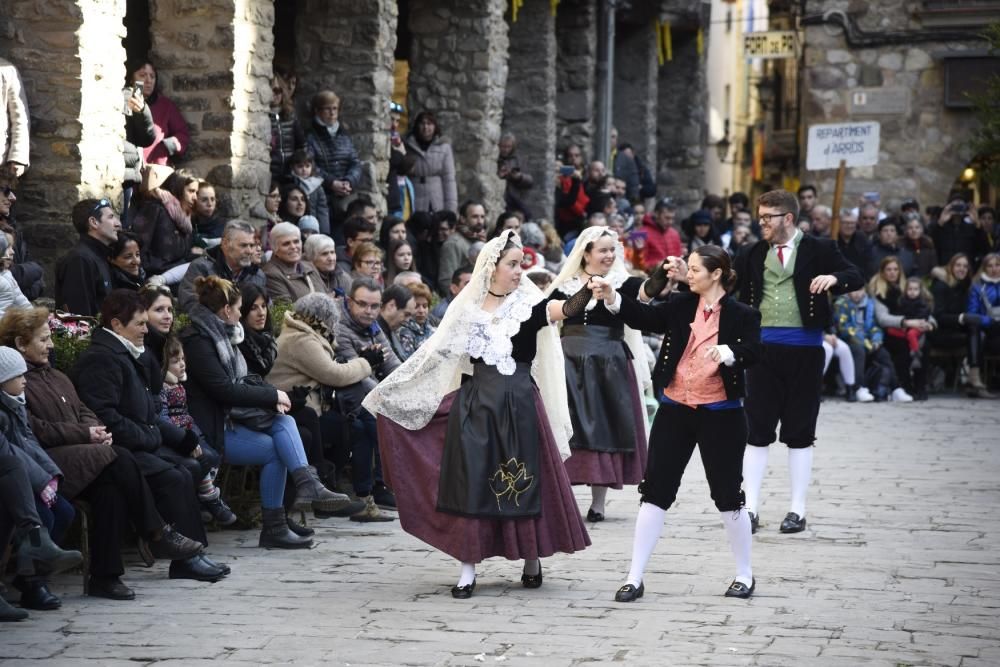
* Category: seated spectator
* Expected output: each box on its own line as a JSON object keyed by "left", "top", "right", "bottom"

{"left": 304, "top": 233, "right": 351, "bottom": 296}
{"left": 263, "top": 222, "right": 322, "bottom": 303}
{"left": 378, "top": 284, "right": 414, "bottom": 361}
{"left": 930, "top": 197, "right": 989, "bottom": 267}
{"left": 55, "top": 198, "right": 120, "bottom": 316}
{"left": 0, "top": 188, "right": 44, "bottom": 300}
{"left": 965, "top": 252, "right": 1000, "bottom": 395}
{"left": 129, "top": 60, "right": 189, "bottom": 167}
{"left": 384, "top": 239, "right": 417, "bottom": 286}
{"left": 330, "top": 278, "right": 400, "bottom": 514}
{"left": 3, "top": 309, "right": 203, "bottom": 601}
{"left": 726, "top": 220, "right": 757, "bottom": 257}
{"left": 0, "top": 453, "right": 85, "bottom": 621}
{"left": 392, "top": 271, "right": 423, "bottom": 288}
{"left": 288, "top": 150, "right": 330, "bottom": 235}
{"left": 810, "top": 205, "right": 833, "bottom": 238}
{"left": 539, "top": 220, "right": 567, "bottom": 273}
{"left": 640, "top": 197, "right": 683, "bottom": 273}
{"left": 265, "top": 293, "right": 377, "bottom": 508}
{"left": 131, "top": 169, "right": 198, "bottom": 279}
{"left": 250, "top": 181, "right": 283, "bottom": 253}
{"left": 351, "top": 241, "right": 384, "bottom": 285}
{"left": 179, "top": 220, "right": 265, "bottom": 313}
{"left": 437, "top": 201, "right": 485, "bottom": 293}
{"left": 107, "top": 231, "right": 145, "bottom": 291}
{"left": 868, "top": 217, "right": 914, "bottom": 278}
{"left": 822, "top": 329, "right": 859, "bottom": 401}
{"left": 180, "top": 276, "right": 358, "bottom": 547}
{"left": 405, "top": 110, "right": 457, "bottom": 215}
{"left": 237, "top": 283, "right": 276, "bottom": 378}
{"left": 431, "top": 265, "right": 472, "bottom": 323}
{"left": 870, "top": 257, "right": 929, "bottom": 401}
{"left": 901, "top": 213, "right": 936, "bottom": 278}
{"left": 833, "top": 288, "right": 896, "bottom": 402}
{"left": 279, "top": 184, "right": 310, "bottom": 228}
{"left": 297, "top": 215, "right": 321, "bottom": 241}
{"left": 306, "top": 90, "right": 362, "bottom": 241}
{"left": 858, "top": 203, "right": 881, "bottom": 241}
{"left": 883, "top": 277, "right": 934, "bottom": 382}
{"left": 836, "top": 209, "right": 871, "bottom": 276}
{"left": 397, "top": 282, "right": 435, "bottom": 360}
{"left": 338, "top": 214, "right": 377, "bottom": 270}
{"left": 192, "top": 181, "right": 225, "bottom": 244}
{"left": 71, "top": 290, "right": 228, "bottom": 582}
{"left": 0, "top": 232, "right": 29, "bottom": 316}
{"left": 929, "top": 253, "right": 979, "bottom": 391}
{"left": 268, "top": 70, "right": 305, "bottom": 179}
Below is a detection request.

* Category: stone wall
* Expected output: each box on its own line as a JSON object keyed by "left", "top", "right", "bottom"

{"left": 0, "top": 0, "right": 127, "bottom": 283}
{"left": 149, "top": 0, "right": 273, "bottom": 219}
{"left": 295, "top": 0, "right": 398, "bottom": 212}
{"left": 801, "top": 1, "right": 979, "bottom": 211}
{"left": 555, "top": 0, "right": 597, "bottom": 161}
{"left": 613, "top": 22, "right": 658, "bottom": 167}
{"left": 408, "top": 0, "right": 509, "bottom": 218}
{"left": 502, "top": 0, "right": 557, "bottom": 221}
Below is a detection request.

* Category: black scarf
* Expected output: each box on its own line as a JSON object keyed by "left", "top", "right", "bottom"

{"left": 239, "top": 326, "right": 277, "bottom": 377}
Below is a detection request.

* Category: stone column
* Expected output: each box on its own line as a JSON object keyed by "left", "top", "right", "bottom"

{"left": 149, "top": 0, "right": 273, "bottom": 218}
{"left": 614, "top": 24, "right": 658, "bottom": 167}
{"left": 0, "top": 0, "right": 127, "bottom": 281}
{"left": 502, "top": 0, "right": 557, "bottom": 221}
{"left": 556, "top": 0, "right": 598, "bottom": 161}
{"left": 295, "top": 0, "right": 398, "bottom": 213}
{"left": 407, "top": 0, "right": 509, "bottom": 218}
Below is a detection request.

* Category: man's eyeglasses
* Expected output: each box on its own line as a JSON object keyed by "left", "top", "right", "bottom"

{"left": 758, "top": 212, "right": 789, "bottom": 225}
{"left": 348, "top": 297, "right": 381, "bottom": 312}
{"left": 91, "top": 198, "right": 112, "bottom": 216}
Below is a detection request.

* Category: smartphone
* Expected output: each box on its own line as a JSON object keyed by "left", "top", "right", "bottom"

{"left": 132, "top": 82, "right": 144, "bottom": 99}
{"left": 559, "top": 165, "right": 575, "bottom": 177}
{"left": 862, "top": 191, "right": 880, "bottom": 202}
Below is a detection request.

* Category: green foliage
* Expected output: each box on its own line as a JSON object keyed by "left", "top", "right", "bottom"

{"left": 270, "top": 300, "right": 294, "bottom": 335}
{"left": 968, "top": 23, "right": 1000, "bottom": 185}
{"left": 51, "top": 334, "right": 92, "bottom": 374}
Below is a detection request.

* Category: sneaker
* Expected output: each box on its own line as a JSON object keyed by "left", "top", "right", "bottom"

{"left": 202, "top": 497, "right": 238, "bottom": 526}
{"left": 372, "top": 484, "right": 397, "bottom": 510}
{"left": 855, "top": 386, "right": 874, "bottom": 403}
{"left": 890, "top": 387, "right": 914, "bottom": 402}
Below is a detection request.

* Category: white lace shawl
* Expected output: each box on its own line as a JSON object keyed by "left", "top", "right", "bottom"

{"left": 362, "top": 230, "right": 574, "bottom": 459}
{"left": 546, "top": 226, "right": 652, "bottom": 430}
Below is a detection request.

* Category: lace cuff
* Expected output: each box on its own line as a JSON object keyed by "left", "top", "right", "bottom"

{"left": 561, "top": 284, "right": 593, "bottom": 318}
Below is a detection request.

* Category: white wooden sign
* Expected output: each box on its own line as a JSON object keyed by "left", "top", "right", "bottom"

{"left": 806, "top": 121, "right": 881, "bottom": 171}
{"left": 743, "top": 31, "right": 797, "bottom": 59}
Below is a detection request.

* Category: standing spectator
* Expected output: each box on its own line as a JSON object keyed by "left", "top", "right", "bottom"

{"left": 191, "top": 181, "right": 225, "bottom": 243}
{"left": 337, "top": 215, "right": 377, "bottom": 271}
{"left": 858, "top": 203, "right": 881, "bottom": 241}
{"left": 1, "top": 187, "right": 44, "bottom": 300}
{"left": 965, "top": 252, "right": 1000, "bottom": 394}
{"left": 268, "top": 71, "right": 305, "bottom": 179}
{"left": 868, "top": 218, "right": 915, "bottom": 278}
{"left": 901, "top": 214, "right": 937, "bottom": 278}
{"left": 497, "top": 133, "right": 534, "bottom": 218}
{"left": 263, "top": 222, "right": 322, "bottom": 303}
{"left": 131, "top": 170, "right": 198, "bottom": 278}
{"left": 122, "top": 78, "right": 155, "bottom": 225}
{"left": 555, "top": 145, "right": 590, "bottom": 239}
{"left": 0, "top": 56, "right": 30, "bottom": 186}
{"left": 683, "top": 210, "right": 720, "bottom": 253}
{"left": 179, "top": 220, "right": 266, "bottom": 313}
{"left": 386, "top": 101, "right": 415, "bottom": 220}
{"left": 128, "top": 60, "right": 189, "bottom": 167}
{"left": 930, "top": 197, "right": 990, "bottom": 268}
{"left": 613, "top": 143, "right": 640, "bottom": 203}
{"left": 107, "top": 231, "right": 146, "bottom": 292}
{"left": 796, "top": 185, "right": 817, "bottom": 226}
{"left": 379, "top": 216, "right": 409, "bottom": 250}
{"left": 288, "top": 149, "right": 330, "bottom": 235}
{"left": 397, "top": 282, "right": 436, "bottom": 360}
{"left": 836, "top": 209, "right": 871, "bottom": 275}
{"left": 306, "top": 90, "right": 361, "bottom": 242}
{"left": 55, "top": 198, "right": 120, "bottom": 316}
{"left": 304, "top": 233, "right": 351, "bottom": 295}
{"left": 384, "top": 239, "right": 417, "bottom": 286}
{"left": 0, "top": 232, "right": 29, "bottom": 317}
{"left": 279, "top": 184, "right": 310, "bottom": 228}
{"left": 809, "top": 205, "right": 833, "bottom": 238}
{"left": 980, "top": 206, "right": 997, "bottom": 251}
{"left": 640, "top": 197, "right": 683, "bottom": 273}
{"left": 405, "top": 111, "right": 457, "bottom": 214}
{"left": 436, "top": 201, "right": 486, "bottom": 294}
{"left": 250, "top": 181, "right": 283, "bottom": 251}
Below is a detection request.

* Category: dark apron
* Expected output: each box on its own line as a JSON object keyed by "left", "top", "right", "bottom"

{"left": 562, "top": 324, "right": 638, "bottom": 454}
{"left": 437, "top": 361, "right": 542, "bottom": 518}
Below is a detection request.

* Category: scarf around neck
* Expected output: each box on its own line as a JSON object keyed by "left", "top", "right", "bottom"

{"left": 150, "top": 188, "right": 193, "bottom": 236}
{"left": 103, "top": 327, "right": 145, "bottom": 359}
{"left": 188, "top": 304, "right": 247, "bottom": 383}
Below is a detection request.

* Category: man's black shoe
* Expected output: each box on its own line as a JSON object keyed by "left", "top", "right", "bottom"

{"left": 779, "top": 512, "right": 806, "bottom": 533}
{"left": 88, "top": 576, "right": 136, "bottom": 601}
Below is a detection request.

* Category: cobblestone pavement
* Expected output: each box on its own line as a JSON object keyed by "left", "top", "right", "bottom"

{"left": 1, "top": 397, "right": 998, "bottom": 666}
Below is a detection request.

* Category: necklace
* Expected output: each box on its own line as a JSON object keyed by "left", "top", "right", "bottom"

{"left": 488, "top": 289, "right": 511, "bottom": 298}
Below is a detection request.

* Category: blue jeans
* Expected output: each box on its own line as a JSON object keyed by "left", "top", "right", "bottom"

{"left": 320, "top": 408, "right": 383, "bottom": 496}
{"left": 35, "top": 494, "right": 75, "bottom": 544}
{"left": 224, "top": 415, "right": 308, "bottom": 509}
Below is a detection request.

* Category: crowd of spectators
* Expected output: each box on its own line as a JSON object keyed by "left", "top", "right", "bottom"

{"left": 1, "top": 53, "right": 998, "bottom": 621}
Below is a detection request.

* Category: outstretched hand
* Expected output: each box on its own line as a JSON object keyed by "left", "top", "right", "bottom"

{"left": 809, "top": 275, "right": 838, "bottom": 294}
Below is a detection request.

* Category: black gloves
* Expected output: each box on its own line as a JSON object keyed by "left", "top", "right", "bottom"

{"left": 289, "top": 386, "right": 310, "bottom": 413}
{"left": 561, "top": 284, "right": 593, "bottom": 318}
{"left": 359, "top": 346, "right": 385, "bottom": 370}
{"left": 643, "top": 261, "right": 669, "bottom": 299}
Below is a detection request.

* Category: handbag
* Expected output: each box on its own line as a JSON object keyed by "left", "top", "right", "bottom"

{"left": 228, "top": 374, "right": 277, "bottom": 431}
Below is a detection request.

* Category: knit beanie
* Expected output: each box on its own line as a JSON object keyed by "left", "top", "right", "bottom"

{"left": 0, "top": 346, "right": 27, "bottom": 384}
{"left": 298, "top": 215, "right": 321, "bottom": 235}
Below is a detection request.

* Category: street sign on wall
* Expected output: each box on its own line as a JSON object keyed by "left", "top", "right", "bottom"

{"left": 805, "top": 121, "right": 881, "bottom": 170}
{"left": 743, "top": 31, "right": 797, "bottom": 59}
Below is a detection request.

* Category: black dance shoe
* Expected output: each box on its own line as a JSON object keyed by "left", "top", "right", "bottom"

{"left": 586, "top": 509, "right": 605, "bottom": 523}
{"left": 521, "top": 564, "right": 543, "bottom": 589}
{"left": 88, "top": 576, "right": 136, "bottom": 601}
{"left": 451, "top": 579, "right": 476, "bottom": 599}
{"left": 725, "top": 578, "right": 755, "bottom": 599}
{"left": 779, "top": 512, "right": 806, "bottom": 533}
{"left": 749, "top": 512, "right": 759, "bottom": 535}
{"left": 614, "top": 582, "right": 644, "bottom": 602}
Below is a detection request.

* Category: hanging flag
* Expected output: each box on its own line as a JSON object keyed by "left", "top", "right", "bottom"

{"left": 551, "top": 0, "right": 559, "bottom": 17}
{"left": 656, "top": 20, "right": 672, "bottom": 63}
{"left": 512, "top": 0, "right": 523, "bottom": 22}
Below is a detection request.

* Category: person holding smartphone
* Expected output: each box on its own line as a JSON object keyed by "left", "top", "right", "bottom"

{"left": 122, "top": 79, "right": 155, "bottom": 227}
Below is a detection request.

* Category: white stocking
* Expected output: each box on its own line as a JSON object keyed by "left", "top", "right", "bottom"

{"left": 788, "top": 447, "right": 813, "bottom": 518}
{"left": 590, "top": 485, "right": 608, "bottom": 514}
{"left": 625, "top": 502, "right": 666, "bottom": 587}
{"left": 742, "top": 446, "right": 769, "bottom": 514}
{"left": 721, "top": 510, "right": 753, "bottom": 587}
{"left": 457, "top": 562, "right": 476, "bottom": 587}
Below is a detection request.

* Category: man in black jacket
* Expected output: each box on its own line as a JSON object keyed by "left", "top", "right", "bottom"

{"left": 733, "top": 190, "right": 863, "bottom": 535}
{"left": 55, "top": 198, "right": 120, "bottom": 316}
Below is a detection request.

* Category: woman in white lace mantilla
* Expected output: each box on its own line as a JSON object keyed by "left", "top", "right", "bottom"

{"left": 363, "top": 230, "right": 592, "bottom": 599}
{"left": 545, "top": 226, "right": 652, "bottom": 523}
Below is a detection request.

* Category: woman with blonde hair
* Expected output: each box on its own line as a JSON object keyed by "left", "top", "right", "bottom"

{"left": 869, "top": 256, "right": 930, "bottom": 400}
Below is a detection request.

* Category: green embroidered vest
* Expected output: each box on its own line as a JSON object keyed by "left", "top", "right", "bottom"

{"left": 760, "top": 243, "right": 803, "bottom": 328}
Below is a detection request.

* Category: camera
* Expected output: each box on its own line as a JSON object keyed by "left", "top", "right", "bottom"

{"left": 951, "top": 202, "right": 967, "bottom": 215}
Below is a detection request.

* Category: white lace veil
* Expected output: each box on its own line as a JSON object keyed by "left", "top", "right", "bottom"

{"left": 545, "top": 226, "right": 652, "bottom": 430}
{"left": 362, "top": 229, "right": 575, "bottom": 459}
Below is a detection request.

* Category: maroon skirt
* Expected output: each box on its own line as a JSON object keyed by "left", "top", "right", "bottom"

{"left": 377, "top": 388, "right": 591, "bottom": 563}
{"left": 563, "top": 362, "right": 648, "bottom": 489}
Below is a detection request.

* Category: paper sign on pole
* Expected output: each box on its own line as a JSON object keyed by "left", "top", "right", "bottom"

{"left": 743, "top": 31, "right": 797, "bottom": 59}
{"left": 806, "top": 121, "right": 880, "bottom": 171}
